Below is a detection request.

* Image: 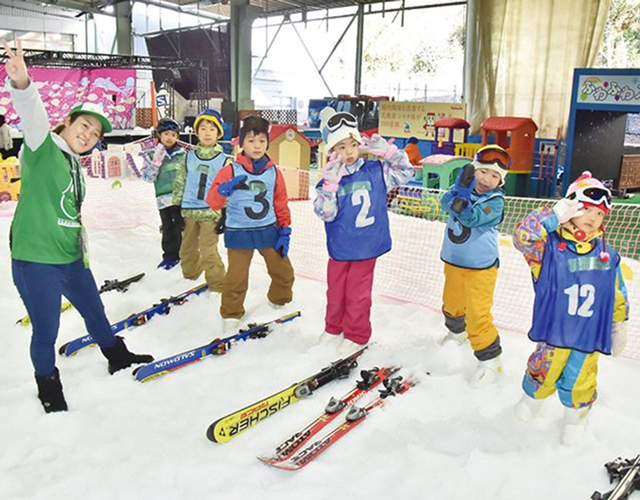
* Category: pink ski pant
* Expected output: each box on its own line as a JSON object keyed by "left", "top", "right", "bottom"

{"left": 325, "top": 257, "right": 377, "bottom": 345}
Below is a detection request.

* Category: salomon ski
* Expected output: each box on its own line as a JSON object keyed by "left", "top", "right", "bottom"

{"left": 58, "top": 283, "right": 207, "bottom": 357}
{"left": 132, "top": 311, "right": 301, "bottom": 382}
{"left": 17, "top": 272, "right": 145, "bottom": 327}
{"left": 258, "top": 366, "right": 400, "bottom": 465}
{"left": 268, "top": 376, "right": 414, "bottom": 470}
{"left": 207, "top": 347, "right": 367, "bottom": 444}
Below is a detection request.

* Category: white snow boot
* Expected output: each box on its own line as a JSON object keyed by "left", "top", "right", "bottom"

{"left": 469, "top": 356, "right": 503, "bottom": 388}
{"left": 223, "top": 318, "right": 241, "bottom": 333}
{"left": 438, "top": 330, "right": 468, "bottom": 346}
{"left": 562, "top": 406, "right": 590, "bottom": 446}
{"left": 336, "top": 338, "right": 366, "bottom": 357}
{"left": 317, "top": 331, "right": 342, "bottom": 345}
{"left": 514, "top": 395, "right": 546, "bottom": 422}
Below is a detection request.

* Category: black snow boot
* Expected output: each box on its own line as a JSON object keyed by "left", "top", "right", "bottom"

{"left": 100, "top": 336, "right": 154, "bottom": 375}
{"left": 35, "top": 368, "right": 68, "bottom": 413}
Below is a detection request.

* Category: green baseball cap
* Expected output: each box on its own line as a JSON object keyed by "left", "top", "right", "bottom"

{"left": 68, "top": 103, "right": 112, "bottom": 134}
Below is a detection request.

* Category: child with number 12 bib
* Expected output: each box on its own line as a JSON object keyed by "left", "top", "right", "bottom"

{"left": 513, "top": 172, "right": 629, "bottom": 445}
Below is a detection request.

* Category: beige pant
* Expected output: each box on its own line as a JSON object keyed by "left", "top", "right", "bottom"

{"left": 180, "top": 219, "right": 225, "bottom": 292}
{"left": 221, "top": 247, "right": 294, "bottom": 319}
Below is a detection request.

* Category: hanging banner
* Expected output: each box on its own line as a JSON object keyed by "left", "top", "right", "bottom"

{"left": 577, "top": 74, "right": 640, "bottom": 106}
{"left": 379, "top": 101, "right": 466, "bottom": 140}
{"left": 0, "top": 67, "right": 136, "bottom": 130}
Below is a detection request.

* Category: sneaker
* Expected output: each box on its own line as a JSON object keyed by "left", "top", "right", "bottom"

{"left": 562, "top": 407, "right": 590, "bottom": 446}
{"left": 469, "top": 356, "right": 503, "bottom": 388}
{"left": 318, "top": 331, "right": 342, "bottom": 345}
{"left": 514, "top": 395, "right": 546, "bottom": 422}
{"left": 223, "top": 318, "right": 241, "bottom": 333}
{"left": 268, "top": 301, "right": 284, "bottom": 310}
{"left": 438, "top": 330, "right": 467, "bottom": 346}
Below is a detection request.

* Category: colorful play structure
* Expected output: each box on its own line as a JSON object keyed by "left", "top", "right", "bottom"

{"left": 0, "top": 154, "right": 21, "bottom": 203}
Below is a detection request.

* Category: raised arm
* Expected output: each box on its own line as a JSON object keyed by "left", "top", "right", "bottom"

{"left": 3, "top": 39, "right": 50, "bottom": 151}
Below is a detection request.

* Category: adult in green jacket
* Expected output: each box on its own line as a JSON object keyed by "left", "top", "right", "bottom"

{"left": 4, "top": 40, "right": 153, "bottom": 414}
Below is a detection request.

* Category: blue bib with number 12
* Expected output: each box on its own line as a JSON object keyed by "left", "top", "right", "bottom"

{"left": 529, "top": 231, "right": 617, "bottom": 354}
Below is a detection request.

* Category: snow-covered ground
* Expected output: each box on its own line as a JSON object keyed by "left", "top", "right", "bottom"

{"left": 1, "top": 179, "right": 639, "bottom": 500}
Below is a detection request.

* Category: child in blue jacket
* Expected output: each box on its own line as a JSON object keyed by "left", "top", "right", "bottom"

{"left": 439, "top": 145, "right": 510, "bottom": 387}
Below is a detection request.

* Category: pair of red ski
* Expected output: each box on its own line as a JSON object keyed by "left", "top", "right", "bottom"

{"left": 257, "top": 366, "right": 414, "bottom": 471}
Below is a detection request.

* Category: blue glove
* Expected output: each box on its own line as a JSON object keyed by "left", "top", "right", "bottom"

{"left": 275, "top": 227, "right": 291, "bottom": 258}
{"left": 451, "top": 163, "right": 476, "bottom": 200}
{"left": 448, "top": 196, "right": 473, "bottom": 217}
{"left": 448, "top": 164, "right": 476, "bottom": 215}
{"left": 218, "top": 175, "right": 248, "bottom": 197}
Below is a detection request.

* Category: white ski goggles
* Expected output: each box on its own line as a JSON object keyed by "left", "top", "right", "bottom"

{"left": 327, "top": 112, "right": 358, "bottom": 133}
{"left": 569, "top": 186, "right": 612, "bottom": 210}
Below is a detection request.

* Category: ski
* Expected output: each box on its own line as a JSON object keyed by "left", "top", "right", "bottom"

{"left": 258, "top": 366, "right": 400, "bottom": 466}
{"left": 267, "top": 376, "right": 415, "bottom": 471}
{"left": 58, "top": 283, "right": 207, "bottom": 357}
{"left": 206, "top": 347, "right": 367, "bottom": 444}
{"left": 131, "top": 311, "right": 302, "bottom": 383}
{"left": 98, "top": 272, "right": 145, "bottom": 293}
{"left": 17, "top": 272, "right": 145, "bottom": 327}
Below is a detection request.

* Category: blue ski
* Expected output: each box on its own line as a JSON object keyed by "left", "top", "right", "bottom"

{"left": 58, "top": 283, "right": 208, "bottom": 357}
{"left": 132, "top": 311, "right": 301, "bottom": 383}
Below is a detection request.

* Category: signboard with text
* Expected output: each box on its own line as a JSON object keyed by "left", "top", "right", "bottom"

{"left": 379, "top": 101, "right": 466, "bottom": 141}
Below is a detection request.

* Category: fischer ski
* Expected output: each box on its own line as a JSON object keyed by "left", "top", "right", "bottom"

{"left": 58, "top": 283, "right": 207, "bottom": 357}
{"left": 17, "top": 272, "right": 145, "bottom": 327}
{"left": 267, "top": 375, "right": 415, "bottom": 471}
{"left": 206, "top": 347, "right": 367, "bottom": 444}
{"left": 258, "top": 366, "right": 400, "bottom": 466}
{"left": 131, "top": 311, "right": 301, "bottom": 382}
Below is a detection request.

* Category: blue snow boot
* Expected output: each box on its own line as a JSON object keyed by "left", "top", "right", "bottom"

{"left": 158, "top": 258, "right": 180, "bottom": 270}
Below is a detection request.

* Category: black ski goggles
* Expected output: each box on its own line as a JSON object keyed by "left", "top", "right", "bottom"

{"left": 475, "top": 146, "right": 511, "bottom": 171}
{"left": 569, "top": 187, "right": 612, "bottom": 210}
{"left": 327, "top": 112, "right": 358, "bottom": 133}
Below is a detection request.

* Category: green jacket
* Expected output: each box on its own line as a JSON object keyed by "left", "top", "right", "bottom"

{"left": 10, "top": 82, "right": 85, "bottom": 264}
{"left": 172, "top": 143, "right": 230, "bottom": 222}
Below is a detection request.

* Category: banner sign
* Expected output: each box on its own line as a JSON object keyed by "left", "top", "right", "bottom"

{"left": 577, "top": 74, "right": 640, "bottom": 106}
{"left": 379, "top": 101, "right": 466, "bottom": 140}
{"left": 0, "top": 67, "right": 136, "bottom": 130}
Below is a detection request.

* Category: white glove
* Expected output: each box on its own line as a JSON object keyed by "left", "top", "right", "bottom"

{"left": 322, "top": 152, "right": 344, "bottom": 192}
{"left": 152, "top": 143, "right": 166, "bottom": 167}
{"left": 553, "top": 198, "right": 584, "bottom": 224}
{"left": 360, "top": 134, "right": 398, "bottom": 159}
{"left": 612, "top": 322, "right": 627, "bottom": 356}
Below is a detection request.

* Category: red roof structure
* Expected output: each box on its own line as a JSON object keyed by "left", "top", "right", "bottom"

{"left": 434, "top": 117, "right": 470, "bottom": 129}
{"left": 270, "top": 124, "right": 313, "bottom": 146}
{"left": 481, "top": 117, "right": 538, "bottom": 132}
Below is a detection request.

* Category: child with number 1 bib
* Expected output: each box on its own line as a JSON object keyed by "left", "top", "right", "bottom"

{"left": 314, "top": 107, "right": 414, "bottom": 352}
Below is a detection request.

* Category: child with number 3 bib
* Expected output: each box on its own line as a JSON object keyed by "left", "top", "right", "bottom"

{"left": 314, "top": 107, "right": 414, "bottom": 352}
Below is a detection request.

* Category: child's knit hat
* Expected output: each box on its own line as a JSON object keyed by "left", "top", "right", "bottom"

{"left": 194, "top": 109, "right": 224, "bottom": 137}
{"left": 566, "top": 171, "right": 611, "bottom": 215}
{"left": 566, "top": 171, "right": 613, "bottom": 262}
{"left": 320, "top": 107, "right": 362, "bottom": 152}
{"left": 472, "top": 145, "right": 511, "bottom": 186}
